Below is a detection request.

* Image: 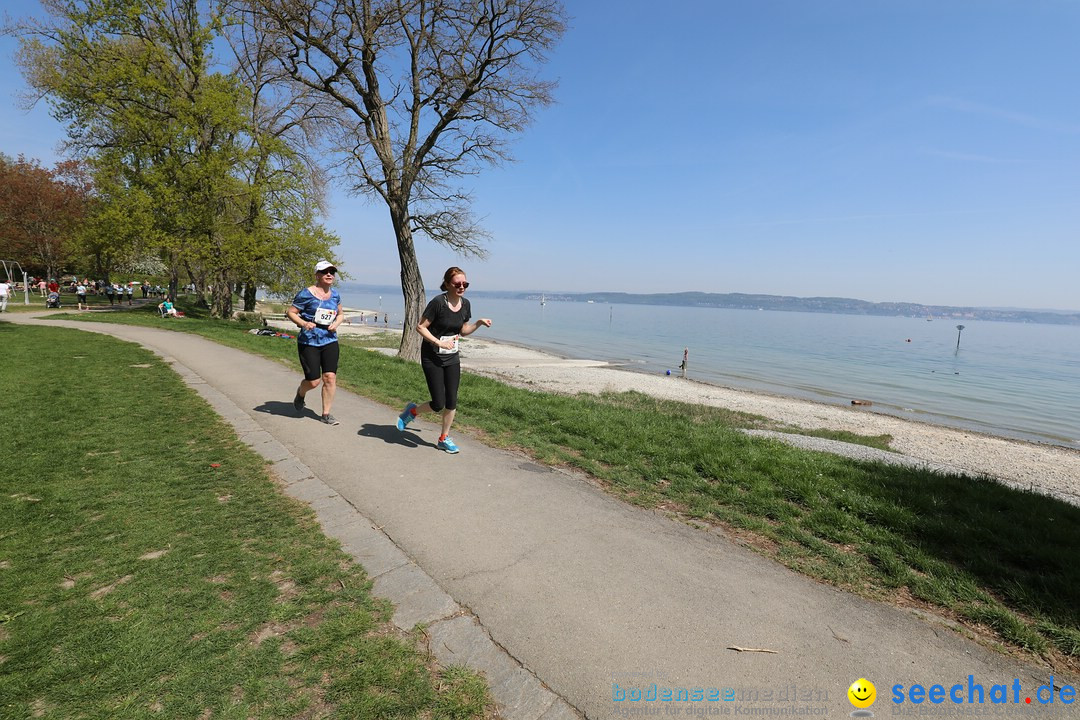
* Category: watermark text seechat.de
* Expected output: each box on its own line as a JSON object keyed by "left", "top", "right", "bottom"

{"left": 891, "top": 676, "right": 1075, "bottom": 706}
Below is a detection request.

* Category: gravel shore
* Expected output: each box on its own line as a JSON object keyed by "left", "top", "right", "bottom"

{"left": 455, "top": 337, "right": 1080, "bottom": 507}
{"left": 303, "top": 319, "right": 1080, "bottom": 506}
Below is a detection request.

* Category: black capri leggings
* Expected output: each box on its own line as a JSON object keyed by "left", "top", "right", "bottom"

{"left": 298, "top": 342, "right": 339, "bottom": 382}
{"left": 421, "top": 357, "right": 461, "bottom": 412}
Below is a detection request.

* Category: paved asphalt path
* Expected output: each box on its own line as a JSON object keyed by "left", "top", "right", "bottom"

{"left": 13, "top": 314, "right": 1076, "bottom": 719}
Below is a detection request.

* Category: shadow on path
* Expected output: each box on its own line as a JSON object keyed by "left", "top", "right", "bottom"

{"left": 358, "top": 423, "right": 433, "bottom": 449}
{"left": 254, "top": 400, "right": 311, "bottom": 419}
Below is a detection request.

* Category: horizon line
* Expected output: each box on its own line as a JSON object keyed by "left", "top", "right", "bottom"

{"left": 337, "top": 282, "right": 1080, "bottom": 316}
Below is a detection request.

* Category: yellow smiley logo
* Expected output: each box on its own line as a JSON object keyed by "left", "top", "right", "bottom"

{"left": 848, "top": 678, "right": 876, "bottom": 709}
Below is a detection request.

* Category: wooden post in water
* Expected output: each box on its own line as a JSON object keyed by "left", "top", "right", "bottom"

{"left": 680, "top": 347, "right": 688, "bottom": 378}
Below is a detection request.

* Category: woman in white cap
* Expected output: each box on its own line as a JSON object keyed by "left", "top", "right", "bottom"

{"left": 286, "top": 261, "right": 344, "bottom": 425}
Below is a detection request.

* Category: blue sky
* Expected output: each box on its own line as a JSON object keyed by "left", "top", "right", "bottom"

{"left": 3, "top": 1, "right": 1079, "bottom": 310}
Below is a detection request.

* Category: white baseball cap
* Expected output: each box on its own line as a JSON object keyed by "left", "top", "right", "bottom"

{"left": 314, "top": 260, "right": 337, "bottom": 273}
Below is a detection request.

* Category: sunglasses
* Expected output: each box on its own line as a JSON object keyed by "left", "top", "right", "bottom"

{"left": 319, "top": 269, "right": 336, "bottom": 275}
{"left": 452, "top": 281, "right": 469, "bottom": 289}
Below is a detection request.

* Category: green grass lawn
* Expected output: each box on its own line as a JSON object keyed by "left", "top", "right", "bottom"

{"left": 41, "top": 302, "right": 1080, "bottom": 673}
{"left": 0, "top": 323, "right": 490, "bottom": 719}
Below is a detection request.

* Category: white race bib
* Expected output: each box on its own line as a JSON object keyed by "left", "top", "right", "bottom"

{"left": 313, "top": 307, "right": 336, "bottom": 326}
{"left": 437, "top": 335, "right": 459, "bottom": 354}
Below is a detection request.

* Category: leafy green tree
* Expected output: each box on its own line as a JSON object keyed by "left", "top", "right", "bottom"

{"left": 71, "top": 159, "right": 158, "bottom": 281}
{"left": 224, "top": 17, "right": 338, "bottom": 310}
{"left": 13, "top": 0, "right": 337, "bottom": 315}
{"left": 15, "top": 0, "right": 242, "bottom": 310}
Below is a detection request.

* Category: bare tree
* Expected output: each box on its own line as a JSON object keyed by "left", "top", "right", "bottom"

{"left": 239, "top": 0, "right": 566, "bottom": 359}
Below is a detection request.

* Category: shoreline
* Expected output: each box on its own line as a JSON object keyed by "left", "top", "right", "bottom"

{"left": 267, "top": 316, "right": 1080, "bottom": 506}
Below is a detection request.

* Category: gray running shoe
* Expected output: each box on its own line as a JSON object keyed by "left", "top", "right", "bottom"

{"left": 321, "top": 413, "right": 340, "bottom": 426}
{"left": 293, "top": 394, "right": 305, "bottom": 413}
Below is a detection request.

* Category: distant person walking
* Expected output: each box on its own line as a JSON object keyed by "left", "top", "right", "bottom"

{"left": 0, "top": 279, "right": 11, "bottom": 313}
{"left": 76, "top": 282, "right": 88, "bottom": 310}
{"left": 286, "top": 261, "right": 344, "bottom": 426}
{"left": 396, "top": 266, "right": 492, "bottom": 454}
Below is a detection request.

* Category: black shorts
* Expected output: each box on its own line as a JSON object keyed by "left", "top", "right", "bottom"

{"left": 297, "top": 342, "right": 339, "bottom": 381}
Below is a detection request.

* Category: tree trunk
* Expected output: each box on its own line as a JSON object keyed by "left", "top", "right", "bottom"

{"left": 166, "top": 250, "right": 182, "bottom": 303}
{"left": 243, "top": 282, "right": 257, "bottom": 312}
{"left": 211, "top": 266, "right": 233, "bottom": 318}
{"left": 168, "top": 267, "right": 179, "bottom": 304}
{"left": 391, "top": 206, "right": 424, "bottom": 361}
{"left": 186, "top": 264, "right": 209, "bottom": 307}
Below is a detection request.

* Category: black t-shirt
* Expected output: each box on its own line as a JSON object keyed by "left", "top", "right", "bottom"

{"left": 420, "top": 294, "right": 471, "bottom": 366}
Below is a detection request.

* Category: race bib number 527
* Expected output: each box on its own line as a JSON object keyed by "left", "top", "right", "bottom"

{"left": 314, "top": 307, "right": 336, "bottom": 326}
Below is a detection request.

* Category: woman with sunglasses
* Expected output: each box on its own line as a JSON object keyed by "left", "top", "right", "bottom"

{"left": 287, "top": 260, "right": 344, "bottom": 425}
{"left": 397, "top": 266, "right": 492, "bottom": 453}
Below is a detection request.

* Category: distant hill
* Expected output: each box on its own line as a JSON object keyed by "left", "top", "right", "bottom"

{"left": 338, "top": 283, "right": 1080, "bottom": 326}
{"left": 510, "top": 291, "right": 1080, "bottom": 326}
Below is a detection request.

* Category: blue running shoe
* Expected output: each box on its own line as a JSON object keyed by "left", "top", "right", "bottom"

{"left": 437, "top": 437, "right": 460, "bottom": 454}
{"left": 397, "top": 402, "right": 417, "bottom": 431}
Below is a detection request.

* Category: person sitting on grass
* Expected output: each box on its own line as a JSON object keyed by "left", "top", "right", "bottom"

{"left": 159, "top": 300, "right": 182, "bottom": 318}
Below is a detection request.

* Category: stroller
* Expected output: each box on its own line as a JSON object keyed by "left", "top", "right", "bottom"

{"left": 46, "top": 291, "right": 62, "bottom": 309}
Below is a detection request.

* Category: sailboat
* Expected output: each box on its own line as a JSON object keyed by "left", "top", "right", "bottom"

{"left": 540, "top": 293, "right": 546, "bottom": 306}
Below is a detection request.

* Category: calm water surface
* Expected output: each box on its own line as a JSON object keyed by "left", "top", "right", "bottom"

{"left": 339, "top": 284, "right": 1080, "bottom": 449}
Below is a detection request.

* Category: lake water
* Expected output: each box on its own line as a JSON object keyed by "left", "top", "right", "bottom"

{"left": 338, "top": 284, "right": 1080, "bottom": 449}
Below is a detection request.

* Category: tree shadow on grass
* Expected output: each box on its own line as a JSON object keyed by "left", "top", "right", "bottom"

{"left": 843, "top": 458, "right": 1080, "bottom": 637}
